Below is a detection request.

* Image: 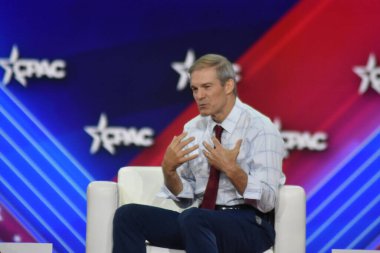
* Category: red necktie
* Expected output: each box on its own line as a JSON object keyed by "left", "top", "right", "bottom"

{"left": 200, "top": 125, "right": 223, "bottom": 209}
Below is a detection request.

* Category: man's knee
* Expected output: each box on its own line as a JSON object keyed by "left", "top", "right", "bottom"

{"left": 113, "top": 203, "right": 141, "bottom": 227}
{"left": 178, "top": 207, "right": 207, "bottom": 228}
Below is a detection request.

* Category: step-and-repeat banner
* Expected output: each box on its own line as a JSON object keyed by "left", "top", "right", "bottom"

{"left": 1, "top": 0, "right": 379, "bottom": 252}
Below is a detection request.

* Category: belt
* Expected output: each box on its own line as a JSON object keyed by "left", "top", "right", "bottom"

{"left": 214, "top": 204, "right": 275, "bottom": 226}
{"left": 215, "top": 204, "right": 252, "bottom": 211}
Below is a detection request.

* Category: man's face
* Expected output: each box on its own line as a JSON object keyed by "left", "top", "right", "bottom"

{"left": 190, "top": 67, "right": 231, "bottom": 121}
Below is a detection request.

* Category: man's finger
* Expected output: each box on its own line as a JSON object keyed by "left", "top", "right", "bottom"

{"left": 202, "top": 151, "right": 216, "bottom": 165}
{"left": 202, "top": 150, "right": 211, "bottom": 160}
{"left": 202, "top": 141, "right": 213, "bottom": 152}
{"left": 177, "top": 136, "right": 196, "bottom": 150}
{"left": 211, "top": 136, "right": 222, "bottom": 148}
{"left": 234, "top": 139, "right": 243, "bottom": 151}
{"left": 180, "top": 144, "right": 199, "bottom": 156}
{"left": 180, "top": 153, "right": 199, "bottom": 163}
{"left": 172, "top": 132, "right": 188, "bottom": 146}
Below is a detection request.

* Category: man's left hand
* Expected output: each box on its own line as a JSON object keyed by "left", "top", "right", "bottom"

{"left": 203, "top": 138, "right": 242, "bottom": 176}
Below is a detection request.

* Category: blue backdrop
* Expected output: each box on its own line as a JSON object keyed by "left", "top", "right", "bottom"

{"left": 1, "top": 1, "right": 380, "bottom": 252}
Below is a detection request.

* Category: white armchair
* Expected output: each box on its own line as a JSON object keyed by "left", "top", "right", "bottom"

{"left": 86, "top": 166, "right": 306, "bottom": 253}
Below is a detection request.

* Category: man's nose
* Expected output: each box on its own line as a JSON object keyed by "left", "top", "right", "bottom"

{"left": 195, "top": 89, "right": 205, "bottom": 100}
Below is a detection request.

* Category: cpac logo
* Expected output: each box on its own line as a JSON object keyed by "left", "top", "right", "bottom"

{"left": 274, "top": 119, "right": 328, "bottom": 155}
{"left": 171, "top": 49, "right": 241, "bottom": 91}
{"left": 84, "top": 113, "right": 154, "bottom": 154}
{"left": 0, "top": 45, "right": 66, "bottom": 87}
{"left": 353, "top": 53, "right": 380, "bottom": 94}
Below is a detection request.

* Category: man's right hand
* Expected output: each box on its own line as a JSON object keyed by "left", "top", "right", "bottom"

{"left": 162, "top": 132, "right": 199, "bottom": 174}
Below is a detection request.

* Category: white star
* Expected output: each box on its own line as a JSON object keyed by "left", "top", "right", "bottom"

{"left": 84, "top": 113, "right": 109, "bottom": 154}
{"left": 233, "top": 64, "right": 241, "bottom": 83}
{"left": 0, "top": 45, "right": 27, "bottom": 86}
{"left": 13, "top": 234, "right": 22, "bottom": 242}
{"left": 171, "top": 49, "right": 195, "bottom": 91}
{"left": 353, "top": 53, "right": 380, "bottom": 94}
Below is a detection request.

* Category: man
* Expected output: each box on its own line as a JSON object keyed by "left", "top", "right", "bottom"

{"left": 113, "top": 54, "right": 286, "bottom": 253}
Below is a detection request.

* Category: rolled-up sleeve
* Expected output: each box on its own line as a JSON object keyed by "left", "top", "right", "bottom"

{"left": 156, "top": 163, "right": 196, "bottom": 208}
{"left": 243, "top": 127, "right": 286, "bottom": 213}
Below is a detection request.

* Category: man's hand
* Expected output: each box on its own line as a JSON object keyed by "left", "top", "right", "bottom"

{"left": 203, "top": 137, "right": 242, "bottom": 176}
{"left": 203, "top": 138, "right": 247, "bottom": 195}
{"left": 162, "top": 132, "right": 199, "bottom": 174}
{"left": 162, "top": 132, "right": 199, "bottom": 196}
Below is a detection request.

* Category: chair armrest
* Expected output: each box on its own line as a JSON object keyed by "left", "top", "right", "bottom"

{"left": 86, "top": 181, "right": 118, "bottom": 253}
{"left": 275, "top": 185, "right": 306, "bottom": 253}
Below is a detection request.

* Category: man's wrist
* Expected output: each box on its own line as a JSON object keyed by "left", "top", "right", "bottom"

{"left": 163, "top": 170, "right": 177, "bottom": 179}
{"left": 224, "top": 163, "right": 241, "bottom": 178}
{"left": 162, "top": 164, "right": 177, "bottom": 176}
{"left": 163, "top": 168, "right": 183, "bottom": 196}
{"left": 161, "top": 160, "right": 175, "bottom": 173}
{"left": 224, "top": 164, "right": 248, "bottom": 196}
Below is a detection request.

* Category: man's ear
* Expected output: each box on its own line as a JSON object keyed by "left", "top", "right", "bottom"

{"left": 224, "top": 79, "right": 235, "bottom": 95}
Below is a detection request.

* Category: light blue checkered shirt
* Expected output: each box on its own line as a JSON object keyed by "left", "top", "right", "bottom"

{"left": 158, "top": 98, "right": 286, "bottom": 213}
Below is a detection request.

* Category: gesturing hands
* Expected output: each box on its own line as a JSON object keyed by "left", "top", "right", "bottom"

{"left": 203, "top": 137, "right": 242, "bottom": 176}
{"left": 162, "top": 132, "right": 246, "bottom": 195}
{"left": 162, "top": 132, "right": 199, "bottom": 174}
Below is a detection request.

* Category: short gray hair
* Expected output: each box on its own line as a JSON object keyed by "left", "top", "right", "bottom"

{"left": 189, "top": 54, "right": 237, "bottom": 95}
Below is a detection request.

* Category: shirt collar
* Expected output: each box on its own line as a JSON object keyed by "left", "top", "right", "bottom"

{"left": 207, "top": 98, "right": 242, "bottom": 134}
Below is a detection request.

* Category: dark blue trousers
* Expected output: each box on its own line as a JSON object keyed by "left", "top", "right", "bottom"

{"left": 112, "top": 204, "right": 275, "bottom": 253}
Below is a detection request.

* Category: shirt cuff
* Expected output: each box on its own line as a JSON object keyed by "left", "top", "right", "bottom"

{"left": 156, "top": 183, "right": 194, "bottom": 201}
{"left": 242, "top": 175, "right": 262, "bottom": 200}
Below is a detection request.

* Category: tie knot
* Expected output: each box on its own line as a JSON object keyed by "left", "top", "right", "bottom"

{"left": 214, "top": 125, "right": 223, "bottom": 141}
